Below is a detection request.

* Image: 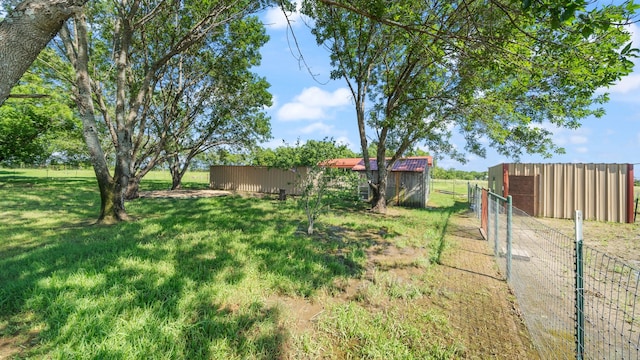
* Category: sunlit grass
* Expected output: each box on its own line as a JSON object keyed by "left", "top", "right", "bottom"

{"left": 303, "top": 302, "right": 464, "bottom": 359}
{"left": 0, "top": 169, "right": 469, "bottom": 358}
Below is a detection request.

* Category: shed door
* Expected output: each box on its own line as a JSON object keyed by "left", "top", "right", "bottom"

{"left": 509, "top": 175, "right": 538, "bottom": 216}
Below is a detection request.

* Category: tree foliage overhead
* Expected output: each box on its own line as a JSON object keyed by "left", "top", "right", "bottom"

{"left": 303, "top": 0, "right": 638, "bottom": 212}
{"left": 0, "top": 52, "right": 83, "bottom": 166}
{"left": 156, "top": 16, "right": 272, "bottom": 191}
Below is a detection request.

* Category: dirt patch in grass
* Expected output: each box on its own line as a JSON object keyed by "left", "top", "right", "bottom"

{"left": 0, "top": 326, "right": 39, "bottom": 360}
{"left": 0, "top": 336, "right": 21, "bottom": 360}
{"left": 138, "top": 189, "right": 232, "bottom": 198}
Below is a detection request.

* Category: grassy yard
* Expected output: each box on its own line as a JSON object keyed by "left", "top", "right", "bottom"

{"left": 0, "top": 169, "right": 475, "bottom": 359}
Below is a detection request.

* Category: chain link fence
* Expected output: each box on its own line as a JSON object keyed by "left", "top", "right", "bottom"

{"left": 469, "top": 184, "right": 640, "bottom": 359}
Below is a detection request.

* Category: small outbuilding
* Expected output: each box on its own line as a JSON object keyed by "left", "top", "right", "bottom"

{"left": 325, "top": 156, "right": 433, "bottom": 208}
{"left": 487, "top": 163, "right": 635, "bottom": 223}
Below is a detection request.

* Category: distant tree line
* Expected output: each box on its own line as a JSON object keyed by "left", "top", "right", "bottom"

{"left": 431, "top": 166, "right": 487, "bottom": 181}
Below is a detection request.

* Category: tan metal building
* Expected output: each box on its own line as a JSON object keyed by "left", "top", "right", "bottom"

{"left": 209, "top": 166, "right": 309, "bottom": 195}
{"left": 487, "top": 163, "right": 635, "bottom": 223}
{"left": 210, "top": 156, "right": 433, "bottom": 208}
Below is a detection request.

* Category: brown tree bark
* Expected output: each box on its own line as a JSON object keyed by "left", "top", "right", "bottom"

{"left": 67, "top": 11, "right": 130, "bottom": 223}
{"left": 370, "top": 152, "right": 388, "bottom": 213}
{"left": 0, "top": 0, "right": 88, "bottom": 106}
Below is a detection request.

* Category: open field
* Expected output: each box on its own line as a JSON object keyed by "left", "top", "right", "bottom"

{"left": 0, "top": 170, "right": 538, "bottom": 359}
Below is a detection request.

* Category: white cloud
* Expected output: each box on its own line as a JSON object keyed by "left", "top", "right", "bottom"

{"left": 277, "top": 87, "right": 352, "bottom": 121}
{"left": 263, "top": 4, "right": 306, "bottom": 30}
{"left": 595, "top": 23, "right": 640, "bottom": 101}
{"left": 296, "top": 87, "right": 351, "bottom": 107}
{"left": 568, "top": 135, "right": 588, "bottom": 145}
{"left": 608, "top": 74, "right": 640, "bottom": 95}
{"left": 575, "top": 146, "right": 589, "bottom": 154}
{"left": 534, "top": 122, "right": 591, "bottom": 147}
{"left": 299, "top": 122, "right": 333, "bottom": 134}
{"left": 278, "top": 103, "right": 326, "bottom": 120}
{"left": 334, "top": 136, "right": 356, "bottom": 150}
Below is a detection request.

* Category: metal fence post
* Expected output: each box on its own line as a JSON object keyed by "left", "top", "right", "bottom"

{"left": 474, "top": 185, "right": 480, "bottom": 218}
{"left": 486, "top": 194, "right": 492, "bottom": 242}
{"left": 575, "top": 210, "right": 584, "bottom": 360}
{"left": 474, "top": 185, "right": 478, "bottom": 218}
{"left": 506, "top": 195, "right": 512, "bottom": 282}
{"left": 494, "top": 195, "right": 499, "bottom": 258}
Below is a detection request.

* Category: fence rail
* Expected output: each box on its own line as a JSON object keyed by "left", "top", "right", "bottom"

{"left": 469, "top": 184, "right": 640, "bottom": 359}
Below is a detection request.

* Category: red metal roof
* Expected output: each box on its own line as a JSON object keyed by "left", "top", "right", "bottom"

{"left": 351, "top": 156, "right": 433, "bottom": 172}
{"left": 319, "top": 158, "right": 363, "bottom": 169}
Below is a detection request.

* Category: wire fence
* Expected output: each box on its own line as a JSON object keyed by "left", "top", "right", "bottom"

{"left": 469, "top": 184, "right": 640, "bottom": 359}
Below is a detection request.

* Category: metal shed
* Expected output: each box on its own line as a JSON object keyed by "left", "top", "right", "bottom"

{"left": 487, "top": 163, "right": 635, "bottom": 223}
{"left": 350, "top": 156, "right": 433, "bottom": 208}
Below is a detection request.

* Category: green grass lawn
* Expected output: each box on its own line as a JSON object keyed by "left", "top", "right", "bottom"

{"left": 0, "top": 169, "right": 468, "bottom": 359}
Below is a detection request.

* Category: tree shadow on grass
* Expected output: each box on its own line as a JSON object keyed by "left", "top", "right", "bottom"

{"left": 0, "top": 191, "right": 365, "bottom": 358}
{"left": 414, "top": 199, "right": 471, "bottom": 264}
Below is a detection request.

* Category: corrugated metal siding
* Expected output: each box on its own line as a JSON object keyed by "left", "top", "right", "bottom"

{"left": 487, "top": 164, "right": 504, "bottom": 195}
{"left": 209, "top": 166, "right": 308, "bottom": 195}
{"left": 488, "top": 163, "right": 631, "bottom": 223}
{"left": 211, "top": 165, "right": 431, "bottom": 207}
{"left": 364, "top": 168, "right": 428, "bottom": 207}
{"left": 351, "top": 157, "right": 432, "bottom": 172}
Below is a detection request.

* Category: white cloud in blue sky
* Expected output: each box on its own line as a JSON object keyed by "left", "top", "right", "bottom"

{"left": 299, "top": 122, "right": 334, "bottom": 134}
{"left": 276, "top": 87, "right": 351, "bottom": 121}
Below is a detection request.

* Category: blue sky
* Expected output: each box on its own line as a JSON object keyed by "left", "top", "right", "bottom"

{"left": 255, "top": 6, "right": 640, "bottom": 174}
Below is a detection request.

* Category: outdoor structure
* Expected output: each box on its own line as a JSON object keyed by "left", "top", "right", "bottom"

{"left": 209, "top": 166, "right": 308, "bottom": 195}
{"left": 487, "top": 163, "right": 635, "bottom": 223}
{"left": 209, "top": 156, "right": 433, "bottom": 208}
{"left": 338, "top": 156, "right": 433, "bottom": 208}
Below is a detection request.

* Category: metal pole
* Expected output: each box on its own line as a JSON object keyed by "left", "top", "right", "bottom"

{"left": 476, "top": 185, "right": 480, "bottom": 219}
{"left": 494, "top": 195, "right": 499, "bottom": 258}
{"left": 506, "top": 195, "right": 512, "bottom": 282}
{"left": 575, "top": 210, "right": 584, "bottom": 360}
{"left": 486, "top": 193, "right": 492, "bottom": 242}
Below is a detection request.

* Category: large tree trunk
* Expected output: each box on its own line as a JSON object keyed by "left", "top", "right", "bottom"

{"left": 370, "top": 127, "right": 390, "bottom": 213}
{"left": 370, "top": 161, "right": 388, "bottom": 213}
{"left": 169, "top": 155, "right": 188, "bottom": 190}
{"left": 68, "top": 11, "right": 129, "bottom": 223}
{"left": 170, "top": 173, "right": 183, "bottom": 190}
{"left": 125, "top": 176, "right": 141, "bottom": 200}
{"left": 0, "top": 0, "right": 88, "bottom": 106}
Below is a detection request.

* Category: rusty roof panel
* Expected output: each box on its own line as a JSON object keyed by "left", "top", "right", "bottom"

{"left": 351, "top": 156, "right": 432, "bottom": 172}
{"left": 319, "top": 158, "right": 363, "bottom": 169}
